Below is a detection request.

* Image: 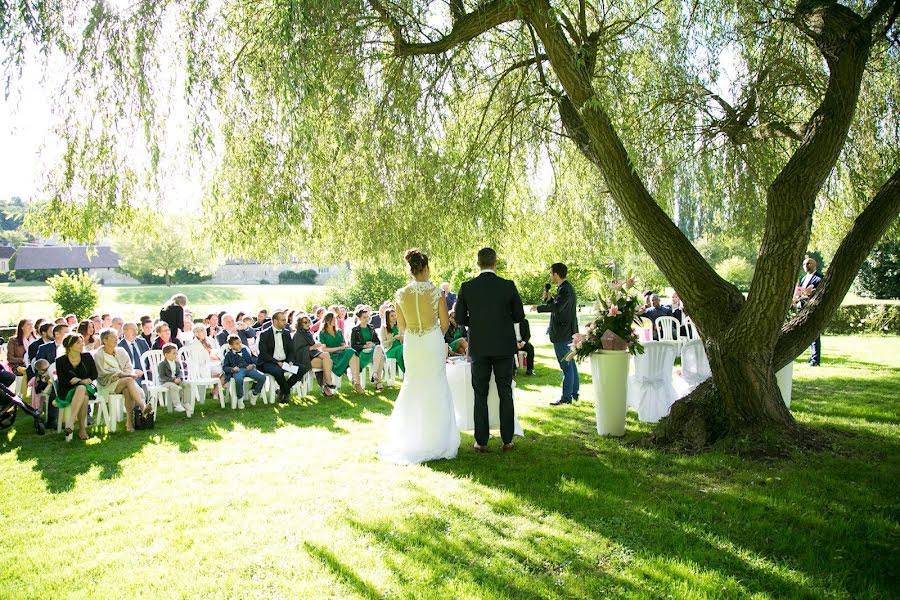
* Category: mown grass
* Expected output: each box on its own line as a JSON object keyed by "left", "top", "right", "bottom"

{"left": 0, "top": 334, "right": 897, "bottom": 599}
{"left": 0, "top": 283, "right": 323, "bottom": 324}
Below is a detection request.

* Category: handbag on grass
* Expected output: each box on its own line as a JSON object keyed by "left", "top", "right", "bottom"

{"left": 133, "top": 406, "right": 155, "bottom": 430}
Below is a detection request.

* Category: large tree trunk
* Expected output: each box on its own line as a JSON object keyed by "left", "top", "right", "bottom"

{"left": 376, "top": 0, "right": 897, "bottom": 448}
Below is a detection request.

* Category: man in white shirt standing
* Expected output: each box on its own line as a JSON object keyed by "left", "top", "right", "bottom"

{"left": 797, "top": 257, "right": 824, "bottom": 366}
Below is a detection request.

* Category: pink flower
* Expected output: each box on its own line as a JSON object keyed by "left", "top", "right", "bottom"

{"left": 572, "top": 333, "right": 586, "bottom": 346}
{"left": 574, "top": 340, "right": 584, "bottom": 349}
{"left": 624, "top": 276, "right": 635, "bottom": 289}
{"left": 608, "top": 305, "right": 620, "bottom": 317}
{"left": 609, "top": 280, "right": 624, "bottom": 290}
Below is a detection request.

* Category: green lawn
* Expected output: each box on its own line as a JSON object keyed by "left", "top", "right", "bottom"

{"left": 0, "top": 283, "right": 324, "bottom": 324}
{"left": 1, "top": 334, "right": 898, "bottom": 598}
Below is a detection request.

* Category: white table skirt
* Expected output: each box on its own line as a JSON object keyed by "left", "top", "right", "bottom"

{"left": 445, "top": 359, "right": 524, "bottom": 436}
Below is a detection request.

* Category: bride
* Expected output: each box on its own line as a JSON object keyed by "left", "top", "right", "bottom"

{"left": 379, "top": 249, "right": 460, "bottom": 464}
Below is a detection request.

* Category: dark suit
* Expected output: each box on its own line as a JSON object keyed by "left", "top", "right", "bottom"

{"left": 537, "top": 279, "right": 580, "bottom": 402}
{"left": 26, "top": 337, "right": 47, "bottom": 380}
{"left": 34, "top": 341, "right": 63, "bottom": 426}
{"left": 118, "top": 337, "right": 151, "bottom": 386}
{"left": 455, "top": 271, "right": 525, "bottom": 445}
{"left": 257, "top": 327, "right": 305, "bottom": 397}
{"left": 515, "top": 319, "right": 535, "bottom": 374}
{"left": 799, "top": 271, "right": 824, "bottom": 365}
{"left": 159, "top": 303, "right": 184, "bottom": 339}
{"left": 642, "top": 305, "right": 673, "bottom": 340}
{"left": 445, "top": 291, "right": 457, "bottom": 313}
{"left": 216, "top": 328, "right": 252, "bottom": 348}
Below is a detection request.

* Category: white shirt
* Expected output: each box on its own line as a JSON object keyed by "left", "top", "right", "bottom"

{"left": 273, "top": 330, "right": 286, "bottom": 361}
{"left": 479, "top": 268, "right": 496, "bottom": 274}
{"left": 801, "top": 273, "right": 813, "bottom": 288}
{"left": 166, "top": 359, "right": 178, "bottom": 375}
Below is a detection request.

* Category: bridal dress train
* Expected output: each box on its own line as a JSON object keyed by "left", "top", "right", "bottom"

{"left": 379, "top": 281, "right": 460, "bottom": 465}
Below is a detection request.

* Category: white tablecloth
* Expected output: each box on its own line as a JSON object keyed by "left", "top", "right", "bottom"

{"left": 445, "top": 359, "right": 524, "bottom": 437}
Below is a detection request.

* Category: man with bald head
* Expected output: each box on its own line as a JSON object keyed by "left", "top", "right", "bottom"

{"left": 216, "top": 313, "right": 252, "bottom": 348}
{"left": 798, "top": 257, "right": 824, "bottom": 366}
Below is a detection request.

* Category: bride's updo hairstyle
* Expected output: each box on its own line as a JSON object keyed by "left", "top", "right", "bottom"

{"left": 404, "top": 248, "right": 429, "bottom": 276}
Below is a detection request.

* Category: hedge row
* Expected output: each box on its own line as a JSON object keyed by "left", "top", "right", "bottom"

{"left": 823, "top": 303, "right": 900, "bottom": 335}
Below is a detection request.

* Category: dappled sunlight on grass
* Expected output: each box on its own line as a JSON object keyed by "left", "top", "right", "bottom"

{"left": 0, "top": 335, "right": 896, "bottom": 597}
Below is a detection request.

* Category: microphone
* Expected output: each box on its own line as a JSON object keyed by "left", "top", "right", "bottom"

{"left": 544, "top": 283, "right": 551, "bottom": 292}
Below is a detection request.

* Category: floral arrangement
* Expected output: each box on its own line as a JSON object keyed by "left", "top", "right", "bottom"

{"left": 567, "top": 274, "right": 645, "bottom": 360}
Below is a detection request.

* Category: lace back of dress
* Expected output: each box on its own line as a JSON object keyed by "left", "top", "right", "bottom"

{"left": 396, "top": 282, "right": 440, "bottom": 335}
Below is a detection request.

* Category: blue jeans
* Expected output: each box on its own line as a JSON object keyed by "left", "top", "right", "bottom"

{"left": 553, "top": 338, "right": 579, "bottom": 402}
{"left": 232, "top": 368, "right": 266, "bottom": 398}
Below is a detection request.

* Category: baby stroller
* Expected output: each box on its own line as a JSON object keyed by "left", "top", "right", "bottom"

{"left": 0, "top": 383, "right": 45, "bottom": 435}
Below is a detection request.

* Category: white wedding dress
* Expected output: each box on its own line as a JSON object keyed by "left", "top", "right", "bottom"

{"left": 379, "top": 281, "right": 460, "bottom": 465}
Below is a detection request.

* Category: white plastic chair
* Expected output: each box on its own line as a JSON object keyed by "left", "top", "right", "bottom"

{"left": 682, "top": 317, "right": 699, "bottom": 341}
{"left": 219, "top": 345, "right": 267, "bottom": 408}
{"left": 654, "top": 316, "right": 681, "bottom": 342}
{"left": 178, "top": 344, "right": 220, "bottom": 409}
{"left": 140, "top": 350, "right": 171, "bottom": 415}
{"left": 95, "top": 384, "right": 125, "bottom": 432}
{"left": 674, "top": 339, "right": 711, "bottom": 397}
{"left": 385, "top": 358, "right": 400, "bottom": 385}
{"left": 627, "top": 341, "right": 679, "bottom": 423}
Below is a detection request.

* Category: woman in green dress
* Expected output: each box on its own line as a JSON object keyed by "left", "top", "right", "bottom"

{"left": 350, "top": 307, "right": 386, "bottom": 391}
{"left": 318, "top": 312, "right": 363, "bottom": 393}
{"left": 55, "top": 333, "right": 98, "bottom": 442}
{"left": 444, "top": 311, "right": 469, "bottom": 357}
{"left": 380, "top": 309, "right": 405, "bottom": 373}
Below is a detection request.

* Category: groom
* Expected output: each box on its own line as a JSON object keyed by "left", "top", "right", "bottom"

{"left": 455, "top": 247, "right": 525, "bottom": 452}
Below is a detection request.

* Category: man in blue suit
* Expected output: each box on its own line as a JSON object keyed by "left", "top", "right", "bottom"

{"left": 798, "top": 257, "right": 824, "bottom": 366}
{"left": 34, "top": 323, "right": 69, "bottom": 429}
{"left": 441, "top": 282, "right": 458, "bottom": 313}
{"left": 119, "top": 321, "right": 151, "bottom": 385}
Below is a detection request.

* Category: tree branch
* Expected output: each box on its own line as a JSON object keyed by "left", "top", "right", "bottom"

{"left": 369, "top": 0, "right": 522, "bottom": 57}
{"left": 773, "top": 167, "right": 900, "bottom": 370}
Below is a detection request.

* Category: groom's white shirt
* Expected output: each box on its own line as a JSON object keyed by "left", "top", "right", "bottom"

{"left": 478, "top": 268, "right": 496, "bottom": 274}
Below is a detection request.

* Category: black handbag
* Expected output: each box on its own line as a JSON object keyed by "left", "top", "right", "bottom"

{"left": 133, "top": 405, "right": 155, "bottom": 430}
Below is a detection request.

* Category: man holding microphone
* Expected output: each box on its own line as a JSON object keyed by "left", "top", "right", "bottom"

{"left": 533, "top": 263, "right": 579, "bottom": 405}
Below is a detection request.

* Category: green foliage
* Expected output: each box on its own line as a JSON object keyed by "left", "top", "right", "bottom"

{"left": 14, "top": 268, "right": 67, "bottom": 282}
{"left": 278, "top": 269, "right": 318, "bottom": 285}
{"left": 112, "top": 212, "right": 221, "bottom": 285}
{"left": 824, "top": 304, "right": 900, "bottom": 335}
{"left": 46, "top": 270, "right": 100, "bottom": 319}
{"left": 0, "top": 197, "right": 25, "bottom": 230}
{"left": 322, "top": 267, "right": 407, "bottom": 308}
{"left": 693, "top": 233, "right": 759, "bottom": 268}
{"left": 856, "top": 240, "right": 900, "bottom": 299}
{"left": 132, "top": 269, "right": 212, "bottom": 285}
{"left": 715, "top": 256, "right": 754, "bottom": 291}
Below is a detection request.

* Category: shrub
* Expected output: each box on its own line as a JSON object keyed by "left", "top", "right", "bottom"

{"left": 16, "top": 268, "right": 67, "bottom": 281}
{"left": 824, "top": 303, "right": 900, "bottom": 335}
{"left": 130, "top": 268, "right": 211, "bottom": 285}
{"left": 715, "top": 255, "right": 754, "bottom": 291}
{"left": 47, "top": 270, "right": 100, "bottom": 320}
{"left": 322, "top": 267, "right": 407, "bottom": 308}
{"left": 856, "top": 240, "right": 900, "bottom": 299}
{"left": 278, "top": 269, "right": 318, "bottom": 284}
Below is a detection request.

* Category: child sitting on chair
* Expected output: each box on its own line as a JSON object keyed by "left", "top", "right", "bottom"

{"left": 157, "top": 343, "right": 187, "bottom": 413}
{"left": 221, "top": 335, "right": 266, "bottom": 409}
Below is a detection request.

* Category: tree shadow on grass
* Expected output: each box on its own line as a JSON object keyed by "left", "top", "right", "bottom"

{"left": 1, "top": 386, "right": 396, "bottom": 494}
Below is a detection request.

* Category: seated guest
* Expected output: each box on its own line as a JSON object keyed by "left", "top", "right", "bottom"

{"left": 30, "top": 358, "right": 52, "bottom": 405}
{"left": 27, "top": 322, "right": 54, "bottom": 380}
{"left": 7, "top": 318, "right": 34, "bottom": 375}
{"left": 157, "top": 343, "right": 187, "bottom": 412}
{"left": 188, "top": 324, "right": 223, "bottom": 402}
{"left": 310, "top": 307, "right": 327, "bottom": 333}
{"left": 111, "top": 316, "right": 124, "bottom": 339}
{"left": 28, "top": 318, "right": 46, "bottom": 346}
{"left": 55, "top": 333, "right": 98, "bottom": 442}
{"left": 445, "top": 311, "right": 468, "bottom": 357}
{"left": 319, "top": 311, "right": 363, "bottom": 393}
{"left": 639, "top": 294, "right": 674, "bottom": 340}
{"left": 515, "top": 318, "right": 535, "bottom": 376}
{"left": 257, "top": 311, "right": 306, "bottom": 404}
{"left": 369, "top": 306, "right": 382, "bottom": 330}
{"left": 221, "top": 335, "right": 266, "bottom": 408}
{"left": 380, "top": 308, "right": 405, "bottom": 374}
{"left": 152, "top": 322, "right": 182, "bottom": 350}
{"left": 100, "top": 314, "right": 112, "bottom": 329}
{"left": 90, "top": 315, "right": 102, "bottom": 334}
{"left": 94, "top": 328, "right": 152, "bottom": 432}
{"left": 139, "top": 316, "right": 154, "bottom": 347}
{"left": 255, "top": 309, "right": 271, "bottom": 331}
{"left": 118, "top": 322, "right": 149, "bottom": 386}
{"left": 177, "top": 313, "right": 195, "bottom": 344}
{"left": 205, "top": 313, "right": 221, "bottom": 339}
{"left": 65, "top": 314, "right": 78, "bottom": 327}
{"left": 668, "top": 291, "right": 690, "bottom": 337}
{"left": 216, "top": 313, "right": 252, "bottom": 347}
{"left": 293, "top": 315, "right": 335, "bottom": 396}
{"left": 77, "top": 319, "right": 100, "bottom": 352}
{"left": 239, "top": 316, "right": 258, "bottom": 339}
{"left": 350, "top": 307, "right": 386, "bottom": 391}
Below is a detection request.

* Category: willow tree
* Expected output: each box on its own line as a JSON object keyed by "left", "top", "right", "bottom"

{"left": 2, "top": 0, "right": 898, "bottom": 447}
